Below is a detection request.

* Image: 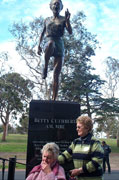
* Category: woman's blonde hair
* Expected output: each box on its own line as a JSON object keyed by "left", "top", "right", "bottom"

{"left": 76, "top": 116, "right": 93, "bottom": 132}
{"left": 41, "top": 142, "right": 59, "bottom": 159}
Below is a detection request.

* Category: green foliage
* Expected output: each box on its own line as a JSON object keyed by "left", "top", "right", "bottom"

{"left": 16, "top": 110, "right": 29, "bottom": 134}
{"left": 0, "top": 72, "right": 34, "bottom": 141}
{"left": 95, "top": 97, "right": 119, "bottom": 138}
{"left": 9, "top": 17, "right": 45, "bottom": 97}
{"left": 0, "top": 72, "right": 33, "bottom": 114}
{"left": 59, "top": 12, "right": 105, "bottom": 116}
{"left": 0, "top": 125, "right": 3, "bottom": 133}
{"left": 100, "top": 56, "right": 119, "bottom": 139}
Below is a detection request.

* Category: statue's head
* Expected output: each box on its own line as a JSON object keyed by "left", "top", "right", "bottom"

{"left": 50, "top": 0, "right": 63, "bottom": 13}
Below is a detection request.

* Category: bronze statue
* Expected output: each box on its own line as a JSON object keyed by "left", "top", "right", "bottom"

{"left": 38, "top": 0, "right": 72, "bottom": 100}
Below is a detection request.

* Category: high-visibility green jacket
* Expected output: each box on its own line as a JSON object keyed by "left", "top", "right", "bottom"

{"left": 58, "top": 133, "right": 104, "bottom": 180}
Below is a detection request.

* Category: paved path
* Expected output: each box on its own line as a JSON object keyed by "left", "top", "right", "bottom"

{"left": 104, "top": 170, "right": 119, "bottom": 180}
{"left": 0, "top": 170, "right": 119, "bottom": 180}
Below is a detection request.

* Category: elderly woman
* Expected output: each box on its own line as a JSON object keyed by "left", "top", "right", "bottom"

{"left": 58, "top": 116, "right": 104, "bottom": 180}
{"left": 26, "top": 142, "right": 66, "bottom": 180}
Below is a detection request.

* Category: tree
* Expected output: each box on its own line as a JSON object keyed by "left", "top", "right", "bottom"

{"left": 0, "top": 72, "right": 34, "bottom": 141}
{"left": 95, "top": 97, "right": 119, "bottom": 138}
{"left": 9, "top": 12, "right": 99, "bottom": 101}
{"left": 103, "top": 56, "right": 119, "bottom": 144}
{"left": 9, "top": 17, "right": 47, "bottom": 98}
{"left": 58, "top": 12, "right": 105, "bottom": 117}
{"left": 0, "top": 125, "right": 3, "bottom": 133}
{"left": 104, "top": 56, "right": 119, "bottom": 98}
{"left": 16, "top": 109, "right": 29, "bottom": 134}
{"left": 87, "top": 57, "right": 119, "bottom": 139}
{"left": 60, "top": 63, "right": 105, "bottom": 116}
{"left": 0, "top": 52, "right": 13, "bottom": 76}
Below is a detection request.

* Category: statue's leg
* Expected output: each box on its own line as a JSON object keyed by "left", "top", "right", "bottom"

{"left": 43, "top": 40, "right": 55, "bottom": 79}
{"left": 52, "top": 57, "right": 63, "bottom": 100}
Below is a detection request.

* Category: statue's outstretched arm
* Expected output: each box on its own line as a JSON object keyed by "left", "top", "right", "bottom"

{"left": 65, "top": 9, "right": 72, "bottom": 34}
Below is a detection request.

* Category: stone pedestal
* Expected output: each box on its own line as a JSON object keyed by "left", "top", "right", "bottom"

{"left": 26, "top": 100, "right": 80, "bottom": 176}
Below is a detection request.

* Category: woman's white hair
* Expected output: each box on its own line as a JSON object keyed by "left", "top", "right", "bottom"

{"left": 41, "top": 142, "right": 59, "bottom": 159}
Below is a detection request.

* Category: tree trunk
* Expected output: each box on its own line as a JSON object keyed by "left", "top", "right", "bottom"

{"left": 2, "top": 123, "right": 9, "bottom": 141}
{"left": 117, "top": 130, "right": 119, "bottom": 147}
{"left": 106, "top": 131, "right": 110, "bottom": 138}
{"left": 86, "top": 92, "right": 91, "bottom": 117}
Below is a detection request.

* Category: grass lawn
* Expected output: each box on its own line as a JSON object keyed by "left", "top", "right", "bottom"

{"left": 0, "top": 133, "right": 119, "bottom": 153}
{"left": 0, "top": 134, "right": 27, "bottom": 152}
{"left": 0, "top": 133, "right": 27, "bottom": 143}
{"left": 0, "top": 134, "right": 27, "bottom": 169}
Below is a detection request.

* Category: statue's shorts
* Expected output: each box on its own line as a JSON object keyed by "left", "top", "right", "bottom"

{"left": 45, "top": 37, "right": 64, "bottom": 57}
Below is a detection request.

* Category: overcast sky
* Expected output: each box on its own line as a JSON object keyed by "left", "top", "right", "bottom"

{"left": 0, "top": 0, "right": 119, "bottom": 77}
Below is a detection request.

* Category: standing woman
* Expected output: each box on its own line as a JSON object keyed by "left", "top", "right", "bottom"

{"left": 58, "top": 116, "right": 104, "bottom": 180}
{"left": 38, "top": 0, "right": 72, "bottom": 100}
{"left": 26, "top": 142, "right": 66, "bottom": 180}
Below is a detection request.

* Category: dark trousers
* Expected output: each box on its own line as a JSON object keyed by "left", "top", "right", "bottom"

{"left": 103, "top": 156, "right": 111, "bottom": 173}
